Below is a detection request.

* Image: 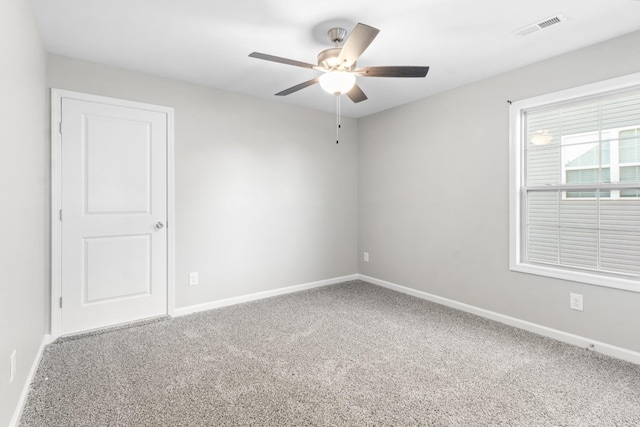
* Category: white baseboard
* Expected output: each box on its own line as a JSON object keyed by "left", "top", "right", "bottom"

{"left": 173, "top": 274, "right": 359, "bottom": 317}
{"left": 10, "top": 334, "right": 52, "bottom": 427}
{"left": 359, "top": 274, "right": 640, "bottom": 365}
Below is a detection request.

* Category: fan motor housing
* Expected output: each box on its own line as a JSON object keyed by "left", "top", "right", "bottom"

{"left": 317, "top": 48, "right": 355, "bottom": 71}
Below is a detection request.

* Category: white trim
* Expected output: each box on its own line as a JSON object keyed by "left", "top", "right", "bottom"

{"left": 166, "top": 106, "right": 176, "bottom": 317}
{"left": 51, "top": 90, "right": 62, "bottom": 339}
{"left": 508, "top": 99, "right": 524, "bottom": 276}
{"left": 511, "top": 263, "right": 640, "bottom": 292}
{"left": 50, "top": 89, "right": 175, "bottom": 339}
{"left": 173, "top": 274, "right": 359, "bottom": 317}
{"left": 509, "top": 71, "right": 640, "bottom": 111}
{"left": 9, "top": 335, "right": 52, "bottom": 427}
{"left": 359, "top": 274, "right": 640, "bottom": 365}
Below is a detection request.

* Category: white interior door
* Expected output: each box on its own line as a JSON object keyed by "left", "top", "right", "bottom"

{"left": 60, "top": 96, "right": 168, "bottom": 336}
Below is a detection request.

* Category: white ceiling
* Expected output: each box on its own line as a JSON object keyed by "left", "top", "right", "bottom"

{"left": 29, "top": 0, "right": 640, "bottom": 118}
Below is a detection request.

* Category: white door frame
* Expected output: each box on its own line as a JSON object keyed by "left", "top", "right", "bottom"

{"left": 50, "top": 88, "right": 175, "bottom": 339}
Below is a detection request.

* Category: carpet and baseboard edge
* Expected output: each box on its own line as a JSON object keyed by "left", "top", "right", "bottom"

{"left": 173, "top": 274, "right": 359, "bottom": 317}
{"left": 13, "top": 273, "right": 639, "bottom": 425}
{"left": 9, "top": 334, "right": 52, "bottom": 427}
{"left": 174, "top": 272, "right": 640, "bottom": 365}
{"left": 359, "top": 274, "right": 640, "bottom": 365}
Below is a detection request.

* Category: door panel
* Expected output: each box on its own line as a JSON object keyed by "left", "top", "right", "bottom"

{"left": 60, "top": 97, "right": 168, "bottom": 335}
{"left": 84, "top": 235, "right": 151, "bottom": 303}
{"left": 85, "top": 116, "right": 152, "bottom": 214}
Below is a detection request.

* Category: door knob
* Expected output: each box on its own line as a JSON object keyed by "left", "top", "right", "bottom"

{"left": 155, "top": 221, "right": 165, "bottom": 229}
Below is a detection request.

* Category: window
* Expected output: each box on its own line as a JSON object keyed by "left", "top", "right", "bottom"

{"left": 510, "top": 73, "right": 640, "bottom": 292}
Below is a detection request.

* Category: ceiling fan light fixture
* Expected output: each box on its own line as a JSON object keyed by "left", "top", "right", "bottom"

{"left": 249, "top": 22, "right": 428, "bottom": 103}
{"left": 319, "top": 71, "right": 356, "bottom": 95}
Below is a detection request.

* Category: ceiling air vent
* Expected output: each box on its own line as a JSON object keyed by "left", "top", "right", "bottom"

{"left": 514, "top": 13, "right": 567, "bottom": 37}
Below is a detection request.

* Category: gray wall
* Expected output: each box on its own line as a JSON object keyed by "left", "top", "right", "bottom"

{"left": 47, "top": 54, "right": 358, "bottom": 309}
{"left": 358, "top": 30, "right": 640, "bottom": 353}
{"left": 0, "top": 0, "right": 48, "bottom": 425}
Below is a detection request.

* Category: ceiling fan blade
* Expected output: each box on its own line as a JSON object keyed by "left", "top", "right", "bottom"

{"left": 357, "top": 66, "right": 430, "bottom": 78}
{"left": 249, "top": 52, "right": 316, "bottom": 69}
{"left": 275, "top": 78, "right": 319, "bottom": 96}
{"left": 346, "top": 84, "right": 368, "bottom": 103}
{"left": 338, "top": 23, "right": 380, "bottom": 68}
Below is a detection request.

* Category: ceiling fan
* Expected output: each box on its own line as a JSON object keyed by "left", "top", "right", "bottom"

{"left": 249, "top": 23, "right": 429, "bottom": 103}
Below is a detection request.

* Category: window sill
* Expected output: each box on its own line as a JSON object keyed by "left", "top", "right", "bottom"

{"left": 510, "top": 261, "right": 640, "bottom": 293}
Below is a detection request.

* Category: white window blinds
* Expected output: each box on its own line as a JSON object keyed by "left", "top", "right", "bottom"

{"left": 511, "top": 75, "right": 640, "bottom": 291}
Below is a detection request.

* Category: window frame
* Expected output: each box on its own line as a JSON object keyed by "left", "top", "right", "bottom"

{"left": 509, "top": 72, "right": 640, "bottom": 293}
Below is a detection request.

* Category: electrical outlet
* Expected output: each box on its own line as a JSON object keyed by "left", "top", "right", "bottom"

{"left": 569, "top": 293, "right": 583, "bottom": 311}
{"left": 189, "top": 272, "right": 199, "bottom": 286}
{"left": 364, "top": 252, "right": 369, "bottom": 262}
{"left": 10, "top": 350, "right": 16, "bottom": 382}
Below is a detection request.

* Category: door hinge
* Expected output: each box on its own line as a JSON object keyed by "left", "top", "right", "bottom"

{"left": 59, "top": 122, "right": 63, "bottom": 134}
{"left": 59, "top": 209, "right": 62, "bottom": 221}
{"left": 59, "top": 297, "right": 63, "bottom": 308}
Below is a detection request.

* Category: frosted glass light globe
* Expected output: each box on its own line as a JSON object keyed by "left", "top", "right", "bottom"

{"left": 319, "top": 72, "right": 356, "bottom": 95}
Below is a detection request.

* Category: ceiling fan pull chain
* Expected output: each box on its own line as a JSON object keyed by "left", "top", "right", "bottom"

{"left": 336, "top": 94, "right": 341, "bottom": 144}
